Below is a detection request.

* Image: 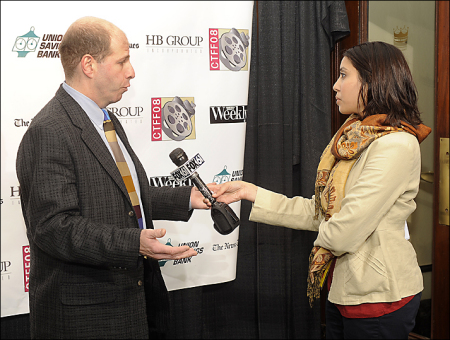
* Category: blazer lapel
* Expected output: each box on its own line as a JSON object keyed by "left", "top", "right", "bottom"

{"left": 54, "top": 86, "right": 131, "bottom": 204}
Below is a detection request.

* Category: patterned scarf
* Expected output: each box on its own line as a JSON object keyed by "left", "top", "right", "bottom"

{"left": 306, "top": 113, "right": 431, "bottom": 307}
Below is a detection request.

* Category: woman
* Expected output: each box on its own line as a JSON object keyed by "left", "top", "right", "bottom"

{"left": 209, "top": 41, "right": 431, "bottom": 339}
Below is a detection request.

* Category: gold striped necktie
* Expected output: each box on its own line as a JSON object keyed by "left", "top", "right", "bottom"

{"left": 102, "top": 109, "right": 143, "bottom": 229}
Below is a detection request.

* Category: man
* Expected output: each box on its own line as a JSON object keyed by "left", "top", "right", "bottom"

{"left": 16, "top": 17, "right": 206, "bottom": 339}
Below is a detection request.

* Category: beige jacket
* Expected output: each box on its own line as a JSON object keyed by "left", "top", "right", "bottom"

{"left": 249, "top": 132, "right": 423, "bottom": 305}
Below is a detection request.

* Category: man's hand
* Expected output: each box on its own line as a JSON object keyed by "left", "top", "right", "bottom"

{"left": 190, "top": 186, "right": 211, "bottom": 209}
{"left": 140, "top": 228, "right": 197, "bottom": 260}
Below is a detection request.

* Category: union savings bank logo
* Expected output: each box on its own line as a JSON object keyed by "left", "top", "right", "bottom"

{"left": 158, "top": 239, "right": 203, "bottom": 267}
{"left": 12, "top": 27, "right": 40, "bottom": 57}
{"left": 12, "top": 26, "right": 63, "bottom": 58}
{"left": 151, "top": 96, "right": 196, "bottom": 141}
{"left": 209, "top": 28, "right": 250, "bottom": 71}
{"left": 213, "top": 166, "right": 243, "bottom": 184}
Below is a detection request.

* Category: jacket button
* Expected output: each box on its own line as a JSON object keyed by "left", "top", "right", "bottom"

{"left": 137, "top": 280, "right": 143, "bottom": 286}
{"left": 129, "top": 211, "right": 135, "bottom": 217}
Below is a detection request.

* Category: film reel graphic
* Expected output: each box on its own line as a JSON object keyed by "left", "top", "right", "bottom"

{"left": 219, "top": 28, "right": 250, "bottom": 71}
{"left": 161, "top": 96, "right": 196, "bottom": 141}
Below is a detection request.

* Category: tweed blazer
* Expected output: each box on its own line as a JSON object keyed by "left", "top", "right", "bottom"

{"left": 16, "top": 85, "right": 193, "bottom": 339}
{"left": 249, "top": 132, "right": 423, "bottom": 305}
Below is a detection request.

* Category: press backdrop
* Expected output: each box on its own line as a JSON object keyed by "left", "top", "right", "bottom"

{"left": 1, "top": 0, "right": 253, "bottom": 318}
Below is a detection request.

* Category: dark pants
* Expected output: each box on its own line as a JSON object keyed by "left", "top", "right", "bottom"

{"left": 326, "top": 293, "right": 421, "bottom": 339}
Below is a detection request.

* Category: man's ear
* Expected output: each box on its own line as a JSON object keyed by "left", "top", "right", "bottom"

{"left": 80, "top": 54, "right": 96, "bottom": 78}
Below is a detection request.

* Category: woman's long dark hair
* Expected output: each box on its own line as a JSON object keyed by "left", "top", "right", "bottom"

{"left": 344, "top": 41, "right": 423, "bottom": 127}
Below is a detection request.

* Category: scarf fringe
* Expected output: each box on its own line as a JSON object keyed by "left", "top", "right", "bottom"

{"left": 306, "top": 248, "right": 334, "bottom": 307}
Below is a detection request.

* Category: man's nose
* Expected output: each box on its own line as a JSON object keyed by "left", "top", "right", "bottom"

{"left": 127, "top": 63, "right": 135, "bottom": 79}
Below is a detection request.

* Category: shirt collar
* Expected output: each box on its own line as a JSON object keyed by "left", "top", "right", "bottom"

{"left": 62, "top": 82, "right": 107, "bottom": 129}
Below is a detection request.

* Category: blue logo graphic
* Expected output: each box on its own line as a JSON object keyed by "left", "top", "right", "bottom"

{"left": 158, "top": 238, "right": 173, "bottom": 267}
{"left": 12, "top": 27, "right": 40, "bottom": 57}
{"left": 213, "top": 166, "right": 231, "bottom": 184}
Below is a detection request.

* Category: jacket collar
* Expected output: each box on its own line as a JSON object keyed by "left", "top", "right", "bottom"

{"left": 54, "top": 84, "right": 131, "bottom": 204}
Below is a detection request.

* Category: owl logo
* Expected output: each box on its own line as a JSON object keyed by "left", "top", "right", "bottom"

{"left": 12, "top": 27, "right": 40, "bottom": 58}
{"left": 158, "top": 239, "right": 173, "bottom": 267}
{"left": 213, "top": 166, "right": 231, "bottom": 184}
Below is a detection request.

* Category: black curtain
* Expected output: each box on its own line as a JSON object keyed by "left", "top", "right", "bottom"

{"left": 1, "top": 2, "right": 349, "bottom": 339}
{"left": 234, "top": 2, "right": 349, "bottom": 338}
{"left": 167, "top": 2, "right": 349, "bottom": 339}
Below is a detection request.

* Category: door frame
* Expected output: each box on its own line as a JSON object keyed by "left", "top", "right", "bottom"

{"left": 431, "top": 1, "right": 449, "bottom": 338}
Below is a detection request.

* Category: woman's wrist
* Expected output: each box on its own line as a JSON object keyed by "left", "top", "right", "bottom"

{"left": 245, "top": 182, "right": 258, "bottom": 203}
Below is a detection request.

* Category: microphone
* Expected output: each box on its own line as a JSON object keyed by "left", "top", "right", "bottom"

{"left": 169, "top": 148, "right": 239, "bottom": 235}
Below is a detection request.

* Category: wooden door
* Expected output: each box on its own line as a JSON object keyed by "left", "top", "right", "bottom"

{"left": 431, "top": 2, "right": 449, "bottom": 338}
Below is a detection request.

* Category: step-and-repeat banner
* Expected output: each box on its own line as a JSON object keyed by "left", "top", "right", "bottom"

{"left": 1, "top": 1, "right": 253, "bottom": 317}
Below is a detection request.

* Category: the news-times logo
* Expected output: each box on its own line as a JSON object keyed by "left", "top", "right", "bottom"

{"left": 15, "top": 118, "right": 32, "bottom": 127}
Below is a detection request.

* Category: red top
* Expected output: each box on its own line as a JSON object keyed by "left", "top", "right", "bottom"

{"left": 327, "top": 259, "right": 414, "bottom": 318}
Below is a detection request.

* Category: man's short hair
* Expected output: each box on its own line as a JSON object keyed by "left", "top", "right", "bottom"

{"left": 59, "top": 17, "right": 116, "bottom": 80}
